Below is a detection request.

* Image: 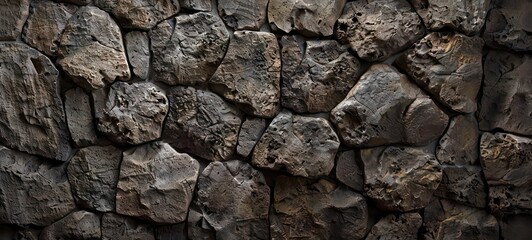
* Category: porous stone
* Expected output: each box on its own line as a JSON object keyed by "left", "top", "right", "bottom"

{"left": 102, "top": 213, "right": 155, "bottom": 240}
{"left": 396, "top": 32, "right": 484, "bottom": 113}
{"left": 94, "top": 0, "right": 180, "bottom": 30}
{"left": 67, "top": 145, "right": 122, "bottom": 212}
{"left": 335, "top": 0, "right": 424, "bottom": 62}
{"left": 197, "top": 160, "right": 270, "bottom": 239}
{"left": 58, "top": 6, "right": 130, "bottom": 90}
{"left": 210, "top": 31, "right": 281, "bottom": 118}
{"left": 150, "top": 12, "right": 229, "bottom": 86}
{"left": 218, "top": 0, "right": 268, "bottom": 30}
{"left": 125, "top": 31, "right": 150, "bottom": 79}
{"left": 0, "top": 43, "right": 72, "bottom": 161}
{"left": 361, "top": 146, "right": 442, "bottom": 212}
{"left": 95, "top": 81, "right": 168, "bottom": 145}
{"left": 366, "top": 213, "right": 422, "bottom": 240}
{"left": 483, "top": 0, "right": 532, "bottom": 51}
{"left": 499, "top": 214, "right": 532, "bottom": 240}
{"left": 179, "top": 0, "right": 210, "bottom": 11}
{"left": 436, "top": 114, "right": 479, "bottom": 165}
{"left": 330, "top": 64, "right": 448, "bottom": 148}
{"left": 479, "top": 51, "right": 532, "bottom": 135}
{"left": 0, "top": 146, "right": 76, "bottom": 226}
{"left": 237, "top": 117, "right": 267, "bottom": 157}
{"left": 163, "top": 86, "right": 243, "bottom": 161}
{"left": 40, "top": 211, "right": 101, "bottom": 240}
{"left": 252, "top": 110, "right": 340, "bottom": 178}
{"left": 268, "top": 0, "right": 346, "bottom": 37}
{"left": 434, "top": 165, "right": 487, "bottom": 208}
{"left": 280, "top": 36, "right": 362, "bottom": 113}
{"left": 0, "top": 0, "right": 29, "bottom": 40}
{"left": 65, "top": 87, "right": 98, "bottom": 147}
{"left": 116, "top": 142, "right": 200, "bottom": 224}
{"left": 335, "top": 150, "right": 364, "bottom": 192}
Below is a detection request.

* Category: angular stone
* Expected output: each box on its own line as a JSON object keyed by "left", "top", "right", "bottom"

{"left": 434, "top": 165, "right": 487, "bottom": 208}
{"left": 187, "top": 205, "right": 216, "bottom": 240}
{"left": 268, "top": 0, "right": 346, "bottom": 37}
{"left": 210, "top": 31, "right": 281, "bottom": 118}
{"left": 22, "top": 1, "right": 77, "bottom": 57}
{"left": 335, "top": 0, "right": 424, "bottom": 62}
{"left": 102, "top": 213, "right": 155, "bottom": 240}
{"left": 237, "top": 117, "right": 267, "bottom": 157}
{"left": 163, "top": 86, "right": 242, "bottom": 161}
{"left": 366, "top": 213, "right": 422, "bottom": 240}
{"left": 197, "top": 161, "right": 270, "bottom": 239}
{"left": 479, "top": 51, "right": 532, "bottom": 135}
{"left": 330, "top": 64, "right": 448, "bottom": 148}
{"left": 65, "top": 87, "right": 98, "bottom": 147}
{"left": 67, "top": 145, "right": 122, "bottom": 212}
{"left": 0, "top": 0, "right": 29, "bottom": 40}
{"left": 150, "top": 12, "right": 229, "bottom": 86}
{"left": 0, "top": 146, "right": 76, "bottom": 226}
{"left": 499, "top": 214, "right": 532, "bottom": 240}
{"left": 335, "top": 150, "right": 364, "bottom": 192}
{"left": 361, "top": 146, "right": 442, "bottom": 212}
{"left": 125, "top": 31, "right": 150, "bottom": 79}
{"left": 40, "top": 211, "right": 101, "bottom": 240}
{"left": 179, "top": 0, "right": 211, "bottom": 11}
{"left": 480, "top": 132, "right": 532, "bottom": 215}
{"left": 252, "top": 110, "right": 340, "bottom": 178}
{"left": 436, "top": 114, "right": 479, "bottom": 165}
{"left": 218, "top": 0, "right": 268, "bottom": 30}
{"left": 94, "top": 0, "right": 180, "bottom": 30}
{"left": 116, "top": 142, "right": 199, "bottom": 224}
{"left": 396, "top": 32, "right": 484, "bottom": 113}
{"left": 95, "top": 82, "right": 168, "bottom": 145}
{"left": 0, "top": 43, "right": 72, "bottom": 161}
{"left": 280, "top": 36, "right": 362, "bottom": 113}
{"left": 483, "top": 0, "right": 532, "bottom": 51}
{"left": 58, "top": 6, "right": 130, "bottom": 90}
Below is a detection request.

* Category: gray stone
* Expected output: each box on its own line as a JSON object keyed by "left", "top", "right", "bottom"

{"left": 125, "top": 31, "right": 150, "bottom": 79}
{"left": 335, "top": 150, "right": 364, "bottom": 192}
{"left": 210, "top": 31, "right": 281, "bottom": 118}
{"left": 335, "top": 0, "right": 424, "bottom": 62}
{"left": 483, "top": 0, "right": 532, "bottom": 51}
{"left": 187, "top": 205, "right": 216, "bottom": 240}
{"left": 0, "top": 0, "right": 29, "bottom": 40}
{"left": 0, "top": 43, "right": 72, "bottom": 161}
{"left": 252, "top": 110, "right": 340, "bottom": 178}
{"left": 12, "top": 228, "right": 40, "bottom": 240}
{"left": 65, "top": 87, "right": 98, "bottom": 147}
{"left": 150, "top": 12, "right": 229, "bottom": 86}
{"left": 396, "top": 32, "right": 484, "bottom": 113}
{"left": 434, "top": 165, "right": 487, "bottom": 208}
{"left": 280, "top": 36, "right": 362, "bottom": 113}
{"left": 500, "top": 214, "right": 532, "bottom": 240}
{"left": 102, "top": 213, "right": 155, "bottom": 240}
{"left": 40, "top": 211, "right": 101, "bottom": 240}
{"left": 218, "top": 0, "right": 268, "bottom": 30}
{"left": 163, "top": 86, "right": 243, "bottom": 161}
{"left": 53, "top": 0, "right": 91, "bottom": 5}
{"left": 436, "top": 114, "right": 479, "bottom": 165}
{"left": 116, "top": 142, "right": 200, "bottom": 224}
{"left": 94, "top": 0, "right": 180, "bottom": 30}
{"left": 179, "top": 0, "right": 210, "bottom": 11}
{"left": 237, "top": 117, "right": 267, "bottom": 157}
{"left": 155, "top": 224, "right": 186, "bottom": 240}
{"left": 366, "top": 213, "right": 422, "bottom": 240}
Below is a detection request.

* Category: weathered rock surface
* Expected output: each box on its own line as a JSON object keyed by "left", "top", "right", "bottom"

{"left": 150, "top": 12, "right": 229, "bottom": 86}
{"left": 237, "top": 117, "right": 267, "bottom": 157}
{"left": 483, "top": 0, "right": 532, "bottom": 51}
{"left": 396, "top": 32, "right": 484, "bottom": 113}
{"left": 280, "top": 36, "right": 362, "bottom": 113}
{"left": 434, "top": 165, "right": 487, "bottom": 208}
{"left": 197, "top": 161, "right": 270, "bottom": 239}
{"left": 94, "top": 0, "right": 180, "bottom": 30}
{"left": 499, "top": 214, "right": 532, "bottom": 240}
{"left": 330, "top": 64, "right": 448, "bottom": 148}
{"left": 268, "top": 0, "right": 346, "bottom": 37}
{"left": 155, "top": 224, "right": 186, "bottom": 240}
{"left": 335, "top": 0, "right": 424, "bottom": 62}
{"left": 480, "top": 133, "right": 532, "bottom": 215}
{"left": 102, "top": 213, "right": 155, "bottom": 240}
{"left": 179, "top": 0, "right": 210, "bottom": 11}
{"left": 53, "top": 0, "right": 91, "bottom": 5}
{"left": 0, "top": 0, "right": 29, "bottom": 40}
{"left": 218, "top": 0, "right": 268, "bottom": 30}
{"left": 65, "top": 87, "right": 98, "bottom": 147}
{"left": 271, "top": 176, "right": 368, "bottom": 240}
{"left": 335, "top": 150, "right": 364, "bottom": 192}
{"left": 252, "top": 110, "right": 340, "bottom": 178}
{"left": 187, "top": 205, "right": 216, "bottom": 240}
{"left": 116, "top": 142, "right": 200, "bottom": 224}
{"left": 479, "top": 51, "right": 532, "bottom": 135}
{"left": 0, "top": 146, "right": 76, "bottom": 226}
{"left": 0, "top": 43, "right": 72, "bottom": 161}
{"left": 436, "top": 114, "right": 479, "bottom": 165}
{"left": 361, "top": 146, "right": 442, "bottom": 212}
{"left": 366, "top": 213, "right": 422, "bottom": 240}
{"left": 210, "top": 31, "right": 281, "bottom": 118}
{"left": 67, "top": 145, "right": 122, "bottom": 212}
{"left": 40, "top": 211, "right": 101, "bottom": 240}
{"left": 163, "top": 86, "right": 243, "bottom": 161}
{"left": 95, "top": 81, "right": 168, "bottom": 145}
{"left": 58, "top": 6, "right": 130, "bottom": 90}
{"left": 125, "top": 31, "right": 150, "bottom": 79}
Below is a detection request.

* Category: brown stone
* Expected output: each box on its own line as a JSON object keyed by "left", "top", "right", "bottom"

{"left": 483, "top": 0, "right": 532, "bottom": 51}
{"left": 40, "top": 211, "right": 101, "bottom": 240}
{"left": 0, "top": 0, "right": 29, "bottom": 40}
{"left": 94, "top": 0, "right": 180, "bottom": 30}
{"left": 218, "top": 0, "right": 268, "bottom": 30}
{"left": 499, "top": 214, "right": 532, "bottom": 240}
{"left": 366, "top": 213, "right": 422, "bottom": 240}
{"left": 436, "top": 114, "right": 479, "bottom": 165}
{"left": 434, "top": 165, "right": 488, "bottom": 208}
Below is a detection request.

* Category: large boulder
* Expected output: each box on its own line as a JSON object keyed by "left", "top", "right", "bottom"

{"left": 483, "top": 0, "right": 532, "bottom": 51}
{"left": 0, "top": 0, "right": 29, "bottom": 40}
{"left": 94, "top": 0, "right": 180, "bottom": 30}
{"left": 40, "top": 211, "right": 101, "bottom": 240}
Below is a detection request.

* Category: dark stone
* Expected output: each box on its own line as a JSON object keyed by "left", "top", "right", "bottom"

{"left": 0, "top": 0, "right": 29, "bottom": 40}
{"left": 94, "top": 0, "right": 180, "bottom": 30}
{"left": 218, "top": 0, "right": 268, "bottom": 30}
{"left": 434, "top": 165, "right": 488, "bottom": 208}
{"left": 179, "top": 0, "right": 210, "bottom": 11}
{"left": 335, "top": 150, "right": 364, "bottom": 192}
{"left": 436, "top": 114, "right": 479, "bottom": 165}
{"left": 236, "top": 117, "right": 267, "bottom": 157}
{"left": 366, "top": 213, "right": 422, "bottom": 240}
{"left": 483, "top": 0, "right": 532, "bottom": 51}
{"left": 125, "top": 31, "right": 150, "bottom": 79}
{"left": 102, "top": 213, "right": 155, "bottom": 240}
{"left": 65, "top": 87, "right": 98, "bottom": 147}
{"left": 40, "top": 211, "right": 101, "bottom": 240}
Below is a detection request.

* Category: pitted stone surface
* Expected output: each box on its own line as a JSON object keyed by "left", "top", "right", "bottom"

{"left": 436, "top": 114, "right": 479, "bottom": 165}
{"left": 0, "top": 0, "right": 29, "bottom": 40}
{"left": 366, "top": 213, "right": 422, "bottom": 240}
{"left": 94, "top": 0, "right": 180, "bottom": 30}
{"left": 435, "top": 165, "right": 487, "bottom": 208}
{"left": 483, "top": 0, "right": 532, "bottom": 51}
{"left": 218, "top": 0, "right": 268, "bottom": 30}
{"left": 40, "top": 211, "right": 101, "bottom": 240}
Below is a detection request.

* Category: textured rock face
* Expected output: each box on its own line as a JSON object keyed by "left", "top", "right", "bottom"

{"left": 197, "top": 161, "right": 270, "bottom": 239}
{"left": 163, "top": 86, "right": 243, "bottom": 161}
{"left": 335, "top": 0, "right": 424, "bottom": 62}
{"left": 116, "top": 142, "right": 200, "bottom": 224}
{"left": 0, "top": 43, "right": 71, "bottom": 161}
{"left": 40, "top": 211, "right": 101, "bottom": 240}
{"left": 125, "top": 31, "right": 150, "bottom": 79}
{"left": 58, "top": 6, "right": 130, "bottom": 90}
{"left": 479, "top": 51, "right": 532, "bottom": 135}
{"left": 366, "top": 213, "right": 422, "bottom": 240}
{"left": 94, "top": 0, "right": 179, "bottom": 30}
{"left": 210, "top": 31, "right": 281, "bottom": 118}
{"left": 436, "top": 114, "right": 479, "bottom": 165}
{"left": 434, "top": 165, "right": 487, "bottom": 208}
{"left": 236, "top": 117, "right": 267, "bottom": 157}
{"left": 335, "top": 150, "right": 364, "bottom": 192}
{"left": 65, "top": 87, "right": 98, "bottom": 147}
{"left": 187, "top": 205, "right": 216, "bottom": 240}
{"left": 53, "top": 0, "right": 91, "bottom": 5}
{"left": 150, "top": 12, "right": 229, "bottom": 86}
{"left": 0, "top": 146, "right": 76, "bottom": 226}
{"left": 330, "top": 64, "right": 448, "bottom": 147}
{"left": 102, "top": 213, "right": 155, "bottom": 240}
{"left": 483, "top": 0, "right": 532, "bottom": 51}
{"left": 396, "top": 32, "right": 484, "bottom": 113}
{"left": 280, "top": 36, "right": 362, "bottom": 113}
{"left": 179, "top": 0, "right": 210, "bottom": 11}
{"left": 0, "top": 0, "right": 29, "bottom": 40}
{"left": 218, "top": 0, "right": 268, "bottom": 30}
{"left": 252, "top": 110, "right": 340, "bottom": 178}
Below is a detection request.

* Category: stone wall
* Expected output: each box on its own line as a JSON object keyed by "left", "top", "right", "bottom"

{"left": 0, "top": 0, "right": 531, "bottom": 239}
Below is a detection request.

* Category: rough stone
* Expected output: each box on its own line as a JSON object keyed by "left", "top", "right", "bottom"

{"left": 396, "top": 32, "right": 484, "bottom": 113}
{"left": 53, "top": 0, "right": 91, "bottom": 5}
{"left": 40, "top": 211, "right": 101, "bottom": 240}
{"left": 155, "top": 224, "right": 186, "bottom": 240}
{"left": 163, "top": 86, "right": 243, "bottom": 161}
{"left": 218, "top": 0, "right": 268, "bottom": 30}
{"left": 197, "top": 161, "right": 270, "bottom": 239}
{"left": 58, "top": 6, "right": 130, "bottom": 90}
{"left": 366, "top": 213, "right": 422, "bottom": 240}
{"left": 335, "top": 150, "right": 364, "bottom": 192}
{"left": 436, "top": 114, "right": 479, "bottom": 165}
{"left": 280, "top": 36, "right": 362, "bottom": 113}
{"left": 361, "top": 146, "right": 442, "bottom": 212}
{"left": 483, "top": 0, "right": 532, "bottom": 51}
{"left": 179, "top": 0, "right": 210, "bottom": 11}
{"left": 335, "top": 0, "right": 424, "bottom": 62}
{"left": 0, "top": 43, "right": 72, "bottom": 161}
{"left": 237, "top": 117, "right": 267, "bottom": 157}
{"left": 65, "top": 87, "right": 98, "bottom": 147}
{"left": 150, "top": 12, "right": 229, "bottom": 86}
{"left": 94, "top": 0, "right": 180, "bottom": 30}
{"left": 0, "top": 0, "right": 29, "bottom": 40}
{"left": 330, "top": 64, "right": 448, "bottom": 148}
{"left": 102, "top": 213, "right": 155, "bottom": 240}
{"left": 268, "top": 0, "right": 346, "bottom": 37}
{"left": 0, "top": 146, "right": 76, "bottom": 226}
{"left": 187, "top": 205, "right": 216, "bottom": 240}
{"left": 434, "top": 165, "right": 487, "bottom": 208}
{"left": 125, "top": 31, "right": 150, "bottom": 79}
{"left": 499, "top": 214, "right": 532, "bottom": 240}
{"left": 116, "top": 142, "right": 200, "bottom": 224}
{"left": 252, "top": 110, "right": 340, "bottom": 178}
{"left": 479, "top": 51, "right": 532, "bottom": 136}
{"left": 67, "top": 145, "right": 122, "bottom": 212}
{"left": 210, "top": 31, "right": 281, "bottom": 118}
